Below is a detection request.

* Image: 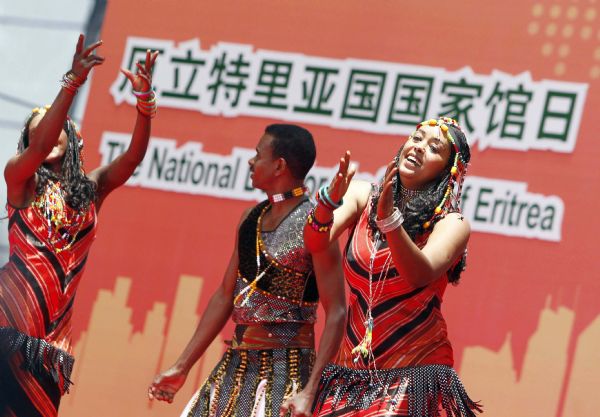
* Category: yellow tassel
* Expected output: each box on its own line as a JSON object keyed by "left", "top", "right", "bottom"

{"left": 352, "top": 318, "right": 373, "bottom": 363}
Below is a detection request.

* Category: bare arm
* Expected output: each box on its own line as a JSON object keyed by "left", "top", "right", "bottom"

{"left": 4, "top": 35, "right": 103, "bottom": 206}
{"left": 304, "top": 151, "right": 371, "bottom": 253}
{"left": 88, "top": 50, "right": 159, "bottom": 207}
{"left": 148, "top": 208, "right": 250, "bottom": 403}
{"left": 385, "top": 213, "right": 470, "bottom": 287}
{"left": 377, "top": 164, "right": 470, "bottom": 287}
{"left": 280, "top": 242, "right": 347, "bottom": 417}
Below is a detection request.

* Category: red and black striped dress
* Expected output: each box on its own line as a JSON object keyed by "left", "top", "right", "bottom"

{"left": 313, "top": 205, "right": 480, "bottom": 417}
{"left": 0, "top": 182, "right": 96, "bottom": 417}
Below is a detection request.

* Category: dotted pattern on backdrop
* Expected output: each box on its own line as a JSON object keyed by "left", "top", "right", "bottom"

{"left": 528, "top": 0, "right": 600, "bottom": 79}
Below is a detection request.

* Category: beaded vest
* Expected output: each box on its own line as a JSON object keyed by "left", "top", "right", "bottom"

{"left": 233, "top": 199, "right": 318, "bottom": 326}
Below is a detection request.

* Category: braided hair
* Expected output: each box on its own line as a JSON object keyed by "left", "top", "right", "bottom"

{"left": 18, "top": 111, "right": 96, "bottom": 212}
{"left": 368, "top": 124, "right": 471, "bottom": 283}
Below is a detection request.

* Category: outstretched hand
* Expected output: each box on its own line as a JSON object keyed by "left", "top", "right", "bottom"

{"left": 376, "top": 160, "right": 398, "bottom": 220}
{"left": 280, "top": 391, "right": 313, "bottom": 417}
{"left": 148, "top": 366, "right": 187, "bottom": 403}
{"left": 70, "top": 34, "right": 104, "bottom": 80}
{"left": 327, "top": 151, "right": 356, "bottom": 204}
{"left": 121, "top": 49, "right": 159, "bottom": 92}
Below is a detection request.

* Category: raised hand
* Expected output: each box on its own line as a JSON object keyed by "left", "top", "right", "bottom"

{"left": 327, "top": 150, "right": 356, "bottom": 204}
{"left": 70, "top": 34, "right": 104, "bottom": 80}
{"left": 121, "top": 49, "right": 159, "bottom": 92}
{"left": 376, "top": 160, "right": 398, "bottom": 220}
{"left": 148, "top": 366, "right": 187, "bottom": 403}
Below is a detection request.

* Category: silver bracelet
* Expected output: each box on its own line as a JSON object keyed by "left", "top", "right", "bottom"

{"left": 375, "top": 207, "right": 404, "bottom": 233}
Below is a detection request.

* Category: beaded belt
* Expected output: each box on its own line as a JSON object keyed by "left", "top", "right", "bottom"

{"left": 229, "top": 323, "right": 315, "bottom": 350}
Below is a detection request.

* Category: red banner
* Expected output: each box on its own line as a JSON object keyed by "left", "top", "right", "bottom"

{"left": 59, "top": 1, "right": 600, "bottom": 416}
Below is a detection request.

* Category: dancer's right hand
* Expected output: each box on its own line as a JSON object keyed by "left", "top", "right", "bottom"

{"left": 70, "top": 34, "right": 104, "bottom": 80}
{"left": 148, "top": 366, "right": 187, "bottom": 403}
{"left": 327, "top": 150, "right": 356, "bottom": 205}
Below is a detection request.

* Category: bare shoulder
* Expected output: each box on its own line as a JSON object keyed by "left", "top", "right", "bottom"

{"left": 347, "top": 180, "right": 373, "bottom": 210}
{"left": 431, "top": 212, "right": 471, "bottom": 239}
{"left": 239, "top": 206, "right": 254, "bottom": 224}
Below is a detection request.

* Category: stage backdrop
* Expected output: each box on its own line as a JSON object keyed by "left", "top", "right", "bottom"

{"left": 57, "top": 1, "right": 599, "bottom": 416}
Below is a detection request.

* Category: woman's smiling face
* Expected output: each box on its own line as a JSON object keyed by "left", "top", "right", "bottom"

{"left": 397, "top": 124, "right": 452, "bottom": 189}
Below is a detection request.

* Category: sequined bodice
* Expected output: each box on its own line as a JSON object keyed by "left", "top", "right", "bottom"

{"left": 233, "top": 199, "right": 318, "bottom": 325}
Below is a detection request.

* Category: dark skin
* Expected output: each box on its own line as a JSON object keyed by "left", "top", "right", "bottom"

{"left": 149, "top": 135, "right": 347, "bottom": 417}
{"left": 4, "top": 34, "right": 159, "bottom": 211}
{"left": 304, "top": 125, "right": 470, "bottom": 288}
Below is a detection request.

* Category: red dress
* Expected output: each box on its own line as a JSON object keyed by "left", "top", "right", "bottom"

{"left": 313, "top": 205, "right": 480, "bottom": 417}
{"left": 0, "top": 181, "right": 97, "bottom": 416}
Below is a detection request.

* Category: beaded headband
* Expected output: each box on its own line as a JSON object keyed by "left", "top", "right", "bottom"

{"left": 414, "top": 117, "right": 468, "bottom": 230}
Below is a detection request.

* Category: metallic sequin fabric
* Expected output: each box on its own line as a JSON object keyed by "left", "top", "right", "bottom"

{"left": 232, "top": 278, "right": 317, "bottom": 324}
{"left": 234, "top": 199, "right": 318, "bottom": 325}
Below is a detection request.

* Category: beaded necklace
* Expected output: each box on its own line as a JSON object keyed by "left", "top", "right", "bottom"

{"left": 398, "top": 183, "right": 428, "bottom": 211}
{"left": 234, "top": 204, "right": 274, "bottom": 306}
{"left": 268, "top": 185, "right": 308, "bottom": 204}
{"left": 32, "top": 180, "right": 86, "bottom": 253}
{"left": 351, "top": 229, "right": 394, "bottom": 367}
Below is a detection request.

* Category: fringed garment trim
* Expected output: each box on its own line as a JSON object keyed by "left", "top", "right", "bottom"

{"left": 185, "top": 347, "right": 315, "bottom": 417}
{"left": 0, "top": 326, "right": 74, "bottom": 394}
{"left": 314, "top": 363, "right": 482, "bottom": 417}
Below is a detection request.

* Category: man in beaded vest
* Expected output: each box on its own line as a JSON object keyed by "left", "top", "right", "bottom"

{"left": 149, "top": 124, "right": 346, "bottom": 417}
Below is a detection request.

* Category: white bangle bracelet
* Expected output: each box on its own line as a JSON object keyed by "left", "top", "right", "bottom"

{"left": 375, "top": 207, "right": 404, "bottom": 233}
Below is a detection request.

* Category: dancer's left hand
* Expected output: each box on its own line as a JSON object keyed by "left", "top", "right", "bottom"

{"left": 377, "top": 160, "right": 399, "bottom": 220}
{"left": 121, "top": 49, "right": 159, "bottom": 92}
{"left": 280, "top": 391, "right": 313, "bottom": 417}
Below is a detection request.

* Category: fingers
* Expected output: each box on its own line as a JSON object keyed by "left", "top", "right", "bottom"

{"left": 378, "top": 165, "right": 398, "bottom": 216}
{"left": 337, "top": 151, "right": 351, "bottom": 176}
{"left": 136, "top": 61, "right": 148, "bottom": 75}
{"left": 381, "top": 176, "right": 395, "bottom": 197}
{"left": 347, "top": 163, "right": 357, "bottom": 182}
{"left": 383, "top": 159, "right": 396, "bottom": 180}
{"left": 82, "top": 40, "right": 103, "bottom": 57}
{"left": 130, "top": 61, "right": 152, "bottom": 90}
{"left": 385, "top": 166, "right": 398, "bottom": 184}
{"left": 75, "top": 34, "right": 84, "bottom": 54}
{"left": 144, "top": 49, "right": 159, "bottom": 73}
{"left": 279, "top": 400, "right": 291, "bottom": 417}
{"left": 148, "top": 385, "right": 175, "bottom": 403}
{"left": 139, "top": 50, "right": 160, "bottom": 77}
{"left": 120, "top": 68, "right": 135, "bottom": 83}
{"left": 150, "top": 50, "right": 159, "bottom": 67}
{"left": 144, "top": 50, "right": 152, "bottom": 72}
{"left": 86, "top": 55, "right": 105, "bottom": 68}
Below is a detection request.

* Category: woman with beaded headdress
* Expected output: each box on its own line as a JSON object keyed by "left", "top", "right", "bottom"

{"left": 304, "top": 117, "right": 482, "bottom": 416}
{"left": 0, "top": 35, "right": 158, "bottom": 416}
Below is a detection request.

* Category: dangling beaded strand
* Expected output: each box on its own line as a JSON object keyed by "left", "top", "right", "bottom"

{"left": 234, "top": 204, "right": 274, "bottom": 306}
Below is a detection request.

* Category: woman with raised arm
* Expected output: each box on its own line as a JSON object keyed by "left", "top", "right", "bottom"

{"left": 0, "top": 35, "right": 158, "bottom": 416}
{"left": 305, "top": 117, "right": 482, "bottom": 416}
